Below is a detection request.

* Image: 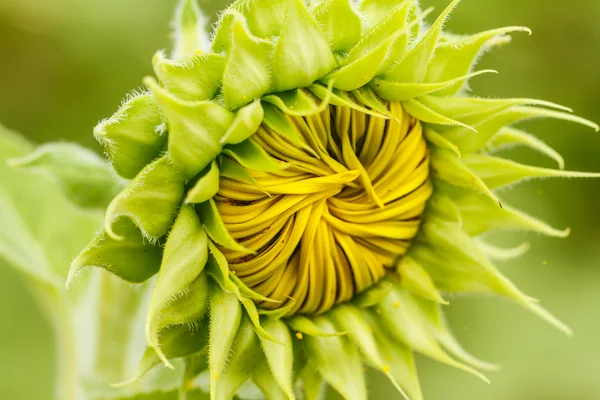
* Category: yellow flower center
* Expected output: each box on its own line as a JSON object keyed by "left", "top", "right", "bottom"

{"left": 216, "top": 96, "right": 431, "bottom": 315}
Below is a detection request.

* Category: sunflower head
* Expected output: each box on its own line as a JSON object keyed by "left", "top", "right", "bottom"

{"left": 68, "top": 0, "right": 599, "bottom": 398}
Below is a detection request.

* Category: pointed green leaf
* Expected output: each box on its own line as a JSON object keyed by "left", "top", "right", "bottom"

{"left": 263, "top": 89, "right": 329, "bottom": 117}
{"left": 145, "top": 77, "right": 234, "bottom": 180}
{"left": 219, "top": 156, "right": 260, "bottom": 186}
{"left": 424, "top": 127, "right": 461, "bottom": 158}
{"left": 402, "top": 98, "right": 475, "bottom": 131}
{"left": 488, "top": 127, "right": 565, "bottom": 169}
{"left": 384, "top": 0, "right": 461, "bottom": 82}
{"left": 426, "top": 27, "right": 531, "bottom": 96}
{"left": 94, "top": 92, "right": 166, "bottom": 180}
{"left": 196, "top": 199, "right": 251, "bottom": 253}
{"left": 476, "top": 240, "right": 531, "bottom": 262}
{"left": 262, "top": 102, "right": 311, "bottom": 149}
{"left": 7, "top": 142, "right": 121, "bottom": 209}
{"left": 287, "top": 315, "right": 346, "bottom": 337}
{"left": 353, "top": 280, "right": 393, "bottom": 308}
{"left": 252, "top": 360, "right": 289, "bottom": 400}
{"left": 271, "top": 0, "right": 336, "bottom": 92}
{"left": 397, "top": 257, "right": 447, "bottom": 304}
{"left": 463, "top": 154, "right": 600, "bottom": 189}
{"left": 186, "top": 161, "right": 220, "bottom": 204}
{"left": 237, "top": 0, "right": 288, "bottom": 39}
{"left": 221, "top": 100, "right": 264, "bottom": 145}
{"left": 105, "top": 155, "right": 184, "bottom": 240}
{"left": 222, "top": 16, "right": 274, "bottom": 110}
{"left": 303, "top": 317, "right": 366, "bottom": 400}
{"left": 67, "top": 219, "right": 162, "bottom": 285}
{"left": 222, "top": 138, "right": 286, "bottom": 172}
{"left": 146, "top": 206, "right": 209, "bottom": 365}
{"left": 211, "top": 317, "right": 262, "bottom": 400}
{"left": 258, "top": 318, "right": 295, "bottom": 399}
{"left": 209, "top": 285, "right": 243, "bottom": 380}
{"left": 171, "top": 0, "right": 210, "bottom": 60}
{"left": 311, "top": 0, "right": 362, "bottom": 52}
{"left": 153, "top": 51, "right": 225, "bottom": 101}
{"left": 298, "top": 365, "right": 324, "bottom": 400}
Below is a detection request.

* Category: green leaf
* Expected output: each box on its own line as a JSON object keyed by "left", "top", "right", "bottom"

{"left": 302, "top": 316, "right": 366, "bottom": 400}
{"left": 171, "top": 0, "right": 210, "bottom": 60}
{"left": 222, "top": 138, "right": 286, "bottom": 172}
{"left": 353, "top": 280, "right": 393, "bottom": 308}
{"left": 222, "top": 16, "right": 274, "bottom": 110}
{"left": 209, "top": 285, "right": 243, "bottom": 380}
{"left": 396, "top": 257, "right": 447, "bottom": 304}
{"left": 67, "top": 219, "right": 162, "bottom": 285}
{"left": 105, "top": 155, "right": 184, "bottom": 240}
{"left": 311, "top": 0, "right": 362, "bottom": 53}
{"left": 221, "top": 100, "right": 264, "bottom": 145}
{"left": 185, "top": 161, "right": 220, "bottom": 204}
{"left": 271, "top": 0, "right": 336, "bottom": 92}
{"left": 146, "top": 206, "right": 209, "bottom": 366}
{"left": 258, "top": 318, "right": 295, "bottom": 399}
{"left": 145, "top": 77, "right": 234, "bottom": 180}
{"left": 196, "top": 199, "right": 251, "bottom": 253}
{"left": 94, "top": 92, "right": 167, "bottom": 180}
{"left": 211, "top": 317, "right": 262, "bottom": 400}
{"left": 153, "top": 51, "right": 225, "bottom": 101}
{"left": 426, "top": 27, "right": 531, "bottom": 96}
{"left": 8, "top": 142, "right": 121, "bottom": 209}
{"left": 488, "top": 127, "right": 564, "bottom": 169}
{"left": 463, "top": 154, "right": 600, "bottom": 189}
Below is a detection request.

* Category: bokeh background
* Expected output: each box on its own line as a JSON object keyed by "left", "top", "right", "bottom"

{"left": 1, "top": 0, "right": 599, "bottom": 399}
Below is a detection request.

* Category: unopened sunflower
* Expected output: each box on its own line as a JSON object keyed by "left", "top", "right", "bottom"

{"left": 68, "top": 0, "right": 599, "bottom": 399}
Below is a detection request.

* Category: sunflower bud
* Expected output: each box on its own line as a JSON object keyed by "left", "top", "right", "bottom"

{"left": 69, "top": 0, "right": 599, "bottom": 399}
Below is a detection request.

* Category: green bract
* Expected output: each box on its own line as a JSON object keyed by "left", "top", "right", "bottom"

{"left": 62, "top": 0, "right": 599, "bottom": 399}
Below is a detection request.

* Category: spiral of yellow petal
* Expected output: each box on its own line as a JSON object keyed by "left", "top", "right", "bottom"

{"left": 216, "top": 96, "right": 431, "bottom": 315}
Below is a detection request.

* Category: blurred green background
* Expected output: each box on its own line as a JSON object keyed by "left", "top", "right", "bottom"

{"left": 1, "top": 0, "right": 599, "bottom": 399}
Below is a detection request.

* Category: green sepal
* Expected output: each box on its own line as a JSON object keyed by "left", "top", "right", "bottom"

{"left": 402, "top": 98, "right": 475, "bottom": 131}
{"left": 211, "top": 316, "right": 262, "bottom": 400}
{"left": 7, "top": 142, "right": 121, "bottom": 209}
{"left": 450, "top": 190, "right": 570, "bottom": 238}
{"left": 330, "top": 304, "right": 410, "bottom": 400}
{"left": 186, "top": 161, "right": 220, "bottom": 204}
{"left": 369, "top": 320, "right": 423, "bottom": 400}
{"left": 358, "top": 0, "right": 411, "bottom": 29}
{"left": 94, "top": 92, "right": 166, "bottom": 180}
{"left": 221, "top": 100, "right": 264, "bottom": 145}
{"left": 258, "top": 318, "right": 295, "bottom": 399}
{"left": 353, "top": 280, "right": 393, "bottom": 308}
{"left": 171, "top": 0, "right": 210, "bottom": 60}
{"left": 105, "top": 155, "right": 184, "bottom": 240}
{"left": 311, "top": 0, "right": 362, "bottom": 52}
{"left": 211, "top": 11, "right": 236, "bottom": 53}
{"left": 298, "top": 365, "right": 324, "bottom": 400}
{"left": 426, "top": 26, "right": 531, "bottom": 96}
{"left": 425, "top": 192, "right": 462, "bottom": 226}
{"left": 430, "top": 147, "right": 501, "bottom": 207}
{"left": 325, "top": 34, "right": 395, "bottom": 91}
{"left": 219, "top": 157, "right": 261, "bottom": 186}
{"left": 384, "top": 0, "right": 461, "bottom": 82}
{"left": 424, "top": 127, "right": 461, "bottom": 158}
{"left": 263, "top": 88, "right": 330, "bottom": 117}
{"left": 476, "top": 240, "right": 531, "bottom": 262}
{"left": 287, "top": 315, "right": 346, "bottom": 337}
{"left": 417, "top": 218, "right": 572, "bottom": 335}
{"left": 262, "top": 102, "right": 312, "bottom": 150}
{"left": 377, "top": 285, "right": 489, "bottom": 382}
{"left": 271, "top": 0, "right": 336, "bottom": 92}
{"left": 414, "top": 297, "right": 499, "bottom": 371}
{"left": 488, "top": 127, "right": 564, "bottom": 169}
{"left": 196, "top": 199, "right": 252, "bottom": 253}
{"left": 209, "top": 284, "right": 243, "bottom": 381}
{"left": 302, "top": 317, "right": 367, "bottom": 400}
{"left": 67, "top": 219, "right": 162, "bottom": 285}
{"left": 113, "top": 323, "right": 208, "bottom": 388}
{"left": 463, "top": 154, "right": 600, "bottom": 189}
{"left": 252, "top": 359, "right": 289, "bottom": 400}
{"left": 222, "top": 138, "right": 286, "bottom": 172}
{"left": 352, "top": 87, "right": 392, "bottom": 116}
{"left": 146, "top": 206, "right": 209, "bottom": 366}
{"left": 343, "top": 1, "right": 414, "bottom": 68}
{"left": 396, "top": 257, "right": 447, "bottom": 304}
{"left": 222, "top": 16, "right": 274, "bottom": 110}
{"left": 153, "top": 51, "right": 225, "bottom": 101}
{"left": 236, "top": 0, "right": 288, "bottom": 39}
{"left": 310, "top": 85, "right": 389, "bottom": 119}
{"left": 145, "top": 77, "right": 234, "bottom": 180}
{"left": 371, "top": 70, "right": 496, "bottom": 102}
